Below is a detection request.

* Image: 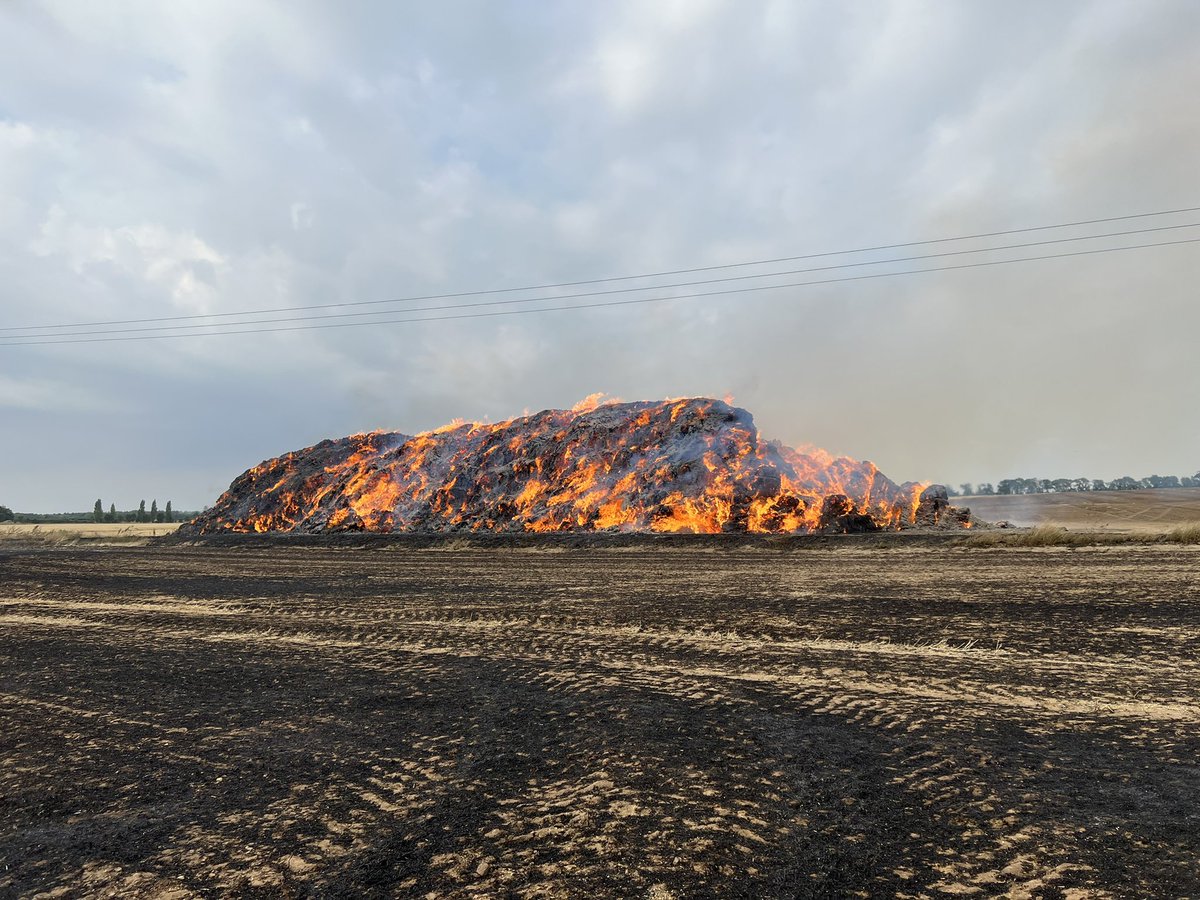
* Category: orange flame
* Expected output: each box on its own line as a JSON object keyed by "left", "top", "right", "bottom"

{"left": 193, "top": 398, "right": 951, "bottom": 536}
{"left": 571, "top": 392, "right": 619, "bottom": 413}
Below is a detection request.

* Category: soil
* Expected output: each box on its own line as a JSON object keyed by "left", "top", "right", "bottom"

{"left": 1, "top": 538, "right": 1198, "bottom": 898}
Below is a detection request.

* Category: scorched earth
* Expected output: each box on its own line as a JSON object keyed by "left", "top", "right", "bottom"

{"left": 1, "top": 536, "right": 1197, "bottom": 898}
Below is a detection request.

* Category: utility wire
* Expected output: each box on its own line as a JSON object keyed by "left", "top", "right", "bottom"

{"left": 2, "top": 204, "right": 1198, "bottom": 333}
{"left": 3, "top": 236, "right": 1195, "bottom": 347}
{"left": 4, "top": 220, "right": 1198, "bottom": 340}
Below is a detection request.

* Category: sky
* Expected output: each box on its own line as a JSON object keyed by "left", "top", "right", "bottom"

{"left": 1, "top": 0, "right": 1198, "bottom": 511}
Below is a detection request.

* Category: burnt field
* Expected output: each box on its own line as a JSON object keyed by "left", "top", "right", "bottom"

{"left": 1, "top": 540, "right": 1198, "bottom": 898}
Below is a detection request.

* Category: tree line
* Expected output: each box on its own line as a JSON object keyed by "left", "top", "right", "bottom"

{"left": 92, "top": 499, "right": 174, "bottom": 523}
{"left": 949, "top": 472, "right": 1200, "bottom": 497}
{"left": 0, "top": 501, "right": 189, "bottom": 524}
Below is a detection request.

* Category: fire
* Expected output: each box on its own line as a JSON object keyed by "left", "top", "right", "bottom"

{"left": 571, "top": 392, "right": 618, "bottom": 413}
{"left": 186, "top": 398, "right": 960, "bottom": 536}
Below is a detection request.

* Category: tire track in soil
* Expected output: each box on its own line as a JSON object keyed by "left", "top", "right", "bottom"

{"left": 1, "top": 544, "right": 1197, "bottom": 897}
{"left": 0, "top": 607, "right": 1129, "bottom": 897}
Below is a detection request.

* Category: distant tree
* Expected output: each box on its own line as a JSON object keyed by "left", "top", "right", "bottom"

{"left": 138, "top": 500, "right": 147, "bottom": 523}
{"left": 107, "top": 503, "right": 116, "bottom": 522}
{"left": 93, "top": 499, "right": 104, "bottom": 523}
{"left": 151, "top": 499, "right": 159, "bottom": 523}
{"left": 165, "top": 500, "right": 173, "bottom": 523}
{"left": 956, "top": 466, "right": 1200, "bottom": 493}
{"left": 0, "top": 505, "right": 13, "bottom": 522}
{"left": 1146, "top": 475, "right": 1181, "bottom": 489}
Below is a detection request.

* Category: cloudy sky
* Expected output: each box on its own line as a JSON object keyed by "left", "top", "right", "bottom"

{"left": 1, "top": 0, "right": 1198, "bottom": 511}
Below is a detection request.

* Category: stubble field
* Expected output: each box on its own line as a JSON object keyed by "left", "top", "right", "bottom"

{"left": 0, "top": 523, "right": 182, "bottom": 542}
{"left": 958, "top": 488, "right": 1200, "bottom": 533}
{"left": 1, "top": 538, "right": 1197, "bottom": 898}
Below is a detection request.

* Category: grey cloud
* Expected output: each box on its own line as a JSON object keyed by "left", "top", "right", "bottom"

{"left": 1, "top": 0, "right": 1197, "bottom": 511}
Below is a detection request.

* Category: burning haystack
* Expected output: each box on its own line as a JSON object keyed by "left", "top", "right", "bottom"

{"left": 182, "top": 397, "right": 969, "bottom": 535}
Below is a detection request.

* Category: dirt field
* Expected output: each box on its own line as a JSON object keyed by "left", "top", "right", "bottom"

{"left": 1, "top": 539, "right": 1197, "bottom": 898}
{"left": 961, "top": 488, "right": 1200, "bottom": 533}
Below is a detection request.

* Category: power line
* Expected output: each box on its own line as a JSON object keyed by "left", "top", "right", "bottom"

{"left": 5, "top": 220, "right": 1198, "bottom": 340}
{"left": 3, "top": 236, "right": 1195, "bottom": 347}
{"left": 3, "top": 204, "right": 1198, "bottom": 333}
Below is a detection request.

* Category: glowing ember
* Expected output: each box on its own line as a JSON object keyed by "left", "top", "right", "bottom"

{"left": 182, "top": 398, "right": 967, "bottom": 535}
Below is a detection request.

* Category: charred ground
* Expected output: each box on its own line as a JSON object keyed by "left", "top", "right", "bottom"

{"left": 1, "top": 539, "right": 1197, "bottom": 898}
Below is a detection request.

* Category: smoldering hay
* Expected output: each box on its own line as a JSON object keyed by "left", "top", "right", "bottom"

{"left": 181, "top": 397, "right": 971, "bottom": 535}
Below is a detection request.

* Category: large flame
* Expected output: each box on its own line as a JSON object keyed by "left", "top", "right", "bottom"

{"left": 185, "top": 398, "right": 942, "bottom": 535}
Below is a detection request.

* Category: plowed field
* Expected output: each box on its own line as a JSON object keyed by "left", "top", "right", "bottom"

{"left": 2, "top": 540, "right": 1197, "bottom": 898}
